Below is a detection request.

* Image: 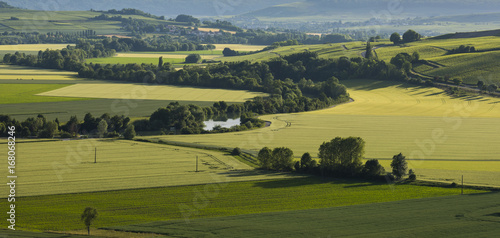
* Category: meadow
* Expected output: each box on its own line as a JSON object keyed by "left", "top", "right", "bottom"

{"left": 37, "top": 83, "right": 268, "bottom": 102}
{"left": 0, "top": 99, "right": 216, "bottom": 121}
{"left": 110, "top": 191, "right": 500, "bottom": 237}
{"left": 0, "top": 139, "right": 300, "bottom": 197}
{"left": 0, "top": 177, "right": 482, "bottom": 232}
{"left": 0, "top": 64, "right": 81, "bottom": 81}
{"left": 0, "top": 84, "right": 90, "bottom": 104}
{"left": 141, "top": 79, "right": 500, "bottom": 186}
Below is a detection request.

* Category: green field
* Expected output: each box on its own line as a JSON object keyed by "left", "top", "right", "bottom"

{"left": 110, "top": 191, "right": 500, "bottom": 237}
{"left": 0, "top": 177, "right": 482, "bottom": 232}
{"left": 0, "top": 98, "right": 217, "bottom": 121}
{"left": 0, "top": 64, "right": 82, "bottom": 81}
{"left": 0, "top": 139, "right": 297, "bottom": 197}
{"left": 37, "top": 83, "right": 268, "bottom": 102}
{"left": 141, "top": 79, "right": 500, "bottom": 186}
{"left": 0, "top": 84, "right": 90, "bottom": 104}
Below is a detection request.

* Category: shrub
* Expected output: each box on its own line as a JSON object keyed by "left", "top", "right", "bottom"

{"left": 231, "top": 147, "right": 242, "bottom": 156}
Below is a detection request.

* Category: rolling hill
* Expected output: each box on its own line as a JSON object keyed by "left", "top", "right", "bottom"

{"left": 244, "top": 0, "right": 500, "bottom": 19}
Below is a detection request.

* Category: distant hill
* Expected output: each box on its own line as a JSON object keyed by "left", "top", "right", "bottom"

{"left": 0, "top": 1, "right": 15, "bottom": 8}
{"left": 2, "top": 0, "right": 297, "bottom": 17}
{"left": 243, "top": 0, "right": 500, "bottom": 20}
{"left": 432, "top": 29, "right": 500, "bottom": 39}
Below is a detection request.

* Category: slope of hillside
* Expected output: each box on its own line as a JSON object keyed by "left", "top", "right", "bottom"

{"left": 245, "top": 0, "right": 500, "bottom": 20}
{"left": 3, "top": 0, "right": 298, "bottom": 17}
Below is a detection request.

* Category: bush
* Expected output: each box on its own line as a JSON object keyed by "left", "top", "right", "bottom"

{"left": 231, "top": 147, "right": 242, "bottom": 156}
{"left": 185, "top": 54, "right": 201, "bottom": 63}
{"left": 60, "top": 131, "right": 73, "bottom": 138}
{"left": 408, "top": 169, "right": 416, "bottom": 181}
{"left": 123, "top": 125, "right": 136, "bottom": 139}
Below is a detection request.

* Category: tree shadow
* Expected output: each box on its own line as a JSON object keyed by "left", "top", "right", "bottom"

{"left": 251, "top": 176, "right": 384, "bottom": 189}
{"left": 425, "top": 92, "right": 445, "bottom": 97}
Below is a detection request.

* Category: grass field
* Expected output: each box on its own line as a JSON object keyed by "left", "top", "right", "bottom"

{"left": 141, "top": 79, "right": 500, "bottom": 186}
{"left": 37, "top": 83, "right": 268, "bottom": 102}
{"left": 0, "top": 99, "right": 218, "bottom": 121}
{"left": 0, "top": 139, "right": 298, "bottom": 197}
{"left": 0, "top": 84, "right": 90, "bottom": 104}
{"left": 0, "top": 177, "right": 482, "bottom": 232}
{"left": 86, "top": 57, "right": 185, "bottom": 65}
{"left": 0, "top": 64, "right": 81, "bottom": 81}
{"left": 110, "top": 191, "right": 500, "bottom": 237}
{"left": 210, "top": 44, "right": 268, "bottom": 51}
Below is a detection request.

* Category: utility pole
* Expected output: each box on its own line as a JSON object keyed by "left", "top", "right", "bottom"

{"left": 94, "top": 147, "right": 97, "bottom": 164}
{"left": 196, "top": 155, "right": 199, "bottom": 172}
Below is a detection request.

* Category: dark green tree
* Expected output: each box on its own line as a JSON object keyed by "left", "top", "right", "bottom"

{"left": 300, "top": 152, "right": 313, "bottom": 170}
{"left": 402, "top": 29, "right": 421, "bottom": 43}
{"left": 391, "top": 153, "right": 408, "bottom": 180}
{"left": 390, "top": 32, "right": 401, "bottom": 45}
{"left": 158, "top": 56, "right": 163, "bottom": 68}
{"left": 365, "top": 41, "right": 373, "bottom": 59}
{"left": 257, "top": 147, "right": 272, "bottom": 170}
{"left": 477, "top": 80, "right": 485, "bottom": 90}
{"left": 185, "top": 54, "right": 201, "bottom": 63}
{"left": 363, "top": 159, "right": 385, "bottom": 177}
{"left": 318, "top": 137, "right": 365, "bottom": 176}
{"left": 81, "top": 207, "right": 98, "bottom": 235}
{"left": 123, "top": 124, "right": 136, "bottom": 140}
{"left": 231, "top": 147, "right": 242, "bottom": 156}
{"left": 271, "top": 147, "right": 294, "bottom": 171}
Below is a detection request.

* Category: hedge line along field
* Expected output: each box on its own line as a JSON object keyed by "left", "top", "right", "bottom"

{"left": 37, "top": 83, "right": 269, "bottom": 102}
{"left": 110, "top": 191, "right": 500, "bottom": 238}
{"left": 0, "top": 177, "right": 483, "bottom": 232}
{"left": 142, "top": 79, "right": 500, "bottom": 186}
{"left": 0, "top": 139, "right": 298, "bottom": 197}
{"left": 0, "top": 84, "right": 91, "bottom": 104}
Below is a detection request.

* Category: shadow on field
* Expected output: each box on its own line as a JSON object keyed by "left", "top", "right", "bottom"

{"left": 251, "top": 176, "right": 384, "bottom": 189}
{"left": 425, "top": 91, "right": 445, "bottom": 96}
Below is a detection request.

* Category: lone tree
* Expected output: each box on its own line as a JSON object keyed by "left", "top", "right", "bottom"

{"left": 81, "top": 207, "right": 98, "bottom": 235}
{"left": 365, "top": 41, "right": 373, "bottom": 59}
{"left": 231, "top": 147, "right": 242, "bottom": 156}
{"left": 390, "top": 32, "right": 401, "bottom": 45}
{"left": 158, "top": 56, "right": 163, "bottom": 68}
{"left": 391, "top": 153, "right": 408, "bottom": 180}
{"left": 185, "top": 54, "right": 201, "bottom": 63}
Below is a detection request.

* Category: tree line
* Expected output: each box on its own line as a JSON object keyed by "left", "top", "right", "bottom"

{"left": 257, "top": 137, "right": 415, "bottom": 181}
{"left": 0, "top": 113, "right": 132, "bottom": 139}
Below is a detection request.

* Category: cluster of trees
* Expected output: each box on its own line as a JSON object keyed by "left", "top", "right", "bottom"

{"left": 257, "top": 137, "right": 415, "bottom": 181}
{"left": 257, "top": 147, "right": 294, "bottom": 171}
{"left": 390, "top": 52, "right": 420, "bottom": 74}
{"left": 132, "top": 102, "right": 266, "bottom": 134}
{"left": 449, "top": 45, "right": 476, "bottom": 54}
{"left": 2, "top": 42, "right": 115, "bottom": 70}
{"left": 202, "top": 20, "right": 243, "bottom": 32}
{"left": 390, "top": 30, "right": 422, "bottom": 45}
{"left": 175, "top": 14, "right": 200, "bottom": 24}
{"left": 477, "top": 80, "right": 499, "bottom": 93}
{"left": 94, "top": 8, "right": 163, "bottom": 20}
{"left": 0, "top": 113, "right": 133, "bottom": 139}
